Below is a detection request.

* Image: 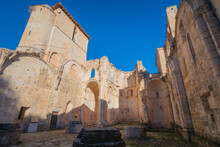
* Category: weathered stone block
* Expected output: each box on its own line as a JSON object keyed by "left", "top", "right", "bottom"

{"left": 124, "top": 126, "right": 146, "bottom": 139}
{"left": 0, "top": 123, "right": 21, "bottom": 146}
{"left": 66, "top": 121, "right": 83, "bottom": 134}
{"left": 73, "top": 127, "right": 125, "bottom": 147}
{"left": 27, "top": 123, "right": 38, "bottom": 133}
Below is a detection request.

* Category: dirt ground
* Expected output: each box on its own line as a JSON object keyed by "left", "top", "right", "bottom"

{"left": 14, "top": 130, "right": 77, "bottom": 147}
{"left": 14, "top": 129, "right": 195, "bottom": 147}
{"left": 125, "top": 132, "right": 195, "bottom": 147}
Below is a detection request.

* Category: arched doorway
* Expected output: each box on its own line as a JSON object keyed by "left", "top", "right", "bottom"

{"left": 83, "top": 81, "right": 99, "bottom": 126}
{"left": 146, "top": 79, "right": 172, "bottom": 128}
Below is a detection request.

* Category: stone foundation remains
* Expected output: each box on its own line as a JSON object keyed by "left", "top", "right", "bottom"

{"left": 73, "top": 128, "right": 125, "bottom": 147}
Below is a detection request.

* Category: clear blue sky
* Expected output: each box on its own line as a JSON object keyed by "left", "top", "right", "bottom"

{"left": 0, "top": 0, "right": 181, "bottom": 73}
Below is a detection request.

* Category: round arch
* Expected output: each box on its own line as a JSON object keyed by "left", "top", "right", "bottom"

{"left": 48, "top": 52, "right": 60, "bottom": 67}
{"left": 60, "top": 60, "right": 83, "bottom": 79}
{"left": 83, "top": 80, "right": 100, "bottom": 126}
{"left": 0, "top": 53, "right": 54, "bottom": 75}
{"left": 146, "top": 79, "right": 171, "bottom": 128}
{"left": 0, "top": 54, "right": 55, "bottom": 127}
{"left": 84, "top": 79, "right": 100, "bottom": 90}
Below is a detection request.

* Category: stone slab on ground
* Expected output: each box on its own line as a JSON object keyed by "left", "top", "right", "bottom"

{"left": 73, "top": 127, "right": 125, "bottom": 147}
{"left": 124, "top": 126, "right": 146, "bottom": 139}
{"left": 27, "top": 123, "right": 38, "bottom": 133}
{"left": 65, "top": 121, "right": 83, "bottom": 134}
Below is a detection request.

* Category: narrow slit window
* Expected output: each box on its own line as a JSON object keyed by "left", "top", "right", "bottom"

{"left": 72, "top": 26, "right": 77, "bottom": 41}
{"left": 156, "top": 92, "right": 159, "bottom": 98}
{"left": 91, "top": 69, "right": 95, "bottom": 78}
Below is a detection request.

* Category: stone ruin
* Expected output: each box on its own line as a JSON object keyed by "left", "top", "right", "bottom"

{"left": 1, "top": 0, "right": 220, "bottom": 145}
{"left": 0, "top": 124, "right": 21, "bottom": 146}
{"left": 73, "top": 127, "right": 125, "bottom": 147}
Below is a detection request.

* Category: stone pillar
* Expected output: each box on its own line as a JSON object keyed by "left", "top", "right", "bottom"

{"left": 173, "top": 70, "right": 193, "bottom": 128}
{"left": 96, "top": 80, "right": 108, "bottom": 126}
{"left": 193, "top": 4, "right": 220, "bottom": 85}
{"left": 167, "top": 56, "right": 193, "bottom": 140}
{"left": 95, "top": 96, "right": 102, "bottom": 126}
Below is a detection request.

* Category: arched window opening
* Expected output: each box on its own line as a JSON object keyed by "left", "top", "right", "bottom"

{"left": 187, "top": 34, "right": 196, "bottom": 58}
{"left": 130, "top": 90, "right": 133, "bottom": 96}
{"left": 179, "top": 21, "right": 186, "bottom": 42}
{"left": 156, "top": 91, "right": 159, "bottom": 98}
{"left": 91, "top": 69, "right": 95, "bottom": 78}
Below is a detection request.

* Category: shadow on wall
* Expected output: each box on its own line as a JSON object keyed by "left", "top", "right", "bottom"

{"left": 117, "top": 71, "right": 140, "bottom": 123}
{"left": 0, "top": 89, "right": 119, "bottom": 132}
{"left": 142, "top": 79, "right": 173, "bottom": 130}
{"left": 0, "top": 77, "right": 19, "bottom": 124}
{"left": 0, "top": 76, "right": 59, "bottom": 131}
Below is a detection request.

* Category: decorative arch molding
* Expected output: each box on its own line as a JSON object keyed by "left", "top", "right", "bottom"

{"left": 65, "top": 101, "right": 73, "bottom": 112}
{"left": 53, "top": 60, "right": 85, "bottom": 91}
{"left": 65, "top": 101, "right": 74, "bottom": 123}
{"left": 0, "top": 51, "right": 54, "bottom": 75}
{"left": 48, "top": 52, "right": 60, "bottom": 67}
{"left": 175, "top": 0, "right": 208, "bottom": 39}
{"left": 59, "top": 60, "right": 84, "bottom": 79}
{"left": 84, "top": 78, "right": 100, "bottom": 90}
{"left": 184, "top": 0, "right": 208, "bottom": 11}
{"left": 176, "top": 0, "right": 220, "bottom": 84}
{"left": 185, "top": 0, "right": 195, "bottom": 10}
{"left": 146, "top": 78, "right": 167, "bottom": 89}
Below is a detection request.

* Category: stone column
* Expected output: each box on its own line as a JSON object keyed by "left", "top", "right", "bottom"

{"left": 96, "top": 79, "right": 108, "bottom": 127}
{"left": 96, "top": 96, "right": 103, "bottom": 126}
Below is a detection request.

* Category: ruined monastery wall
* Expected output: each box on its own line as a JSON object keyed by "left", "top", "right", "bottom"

{"left": 1, "top": 1, "right": 220, "bottom": 144}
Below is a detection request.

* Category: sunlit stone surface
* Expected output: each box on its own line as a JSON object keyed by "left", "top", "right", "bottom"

{"left": 0, "top": 0, "right": 220, "bottom": 146}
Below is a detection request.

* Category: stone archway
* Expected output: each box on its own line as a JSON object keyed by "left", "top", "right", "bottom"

{"left": 83, "top": 81, "right": 99, "bottom": 126}
{"left": 146, "top": 79, "right": 172, "bottom": 128}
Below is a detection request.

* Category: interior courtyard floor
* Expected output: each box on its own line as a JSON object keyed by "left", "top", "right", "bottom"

{"left": 14, "top": 128, "right": 195, "bottom": 147}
